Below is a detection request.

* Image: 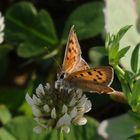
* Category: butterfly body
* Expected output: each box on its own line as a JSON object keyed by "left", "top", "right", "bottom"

{"left": 57, "top": 26, "right": 114, "bottom": 94}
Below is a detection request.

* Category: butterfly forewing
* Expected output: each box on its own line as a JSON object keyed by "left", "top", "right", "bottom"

{"left": 65, "top": 66, "right": 113, "bottom": 86}
{"left": 62, "top": 26, "right": 81, "bottom": 74}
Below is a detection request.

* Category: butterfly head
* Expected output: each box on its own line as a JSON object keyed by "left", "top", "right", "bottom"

{"left": 57, "top": 71, "right": 68, "bottom": 80}
{"left": 56, "top": 71, "right": 69, "bottom": 88}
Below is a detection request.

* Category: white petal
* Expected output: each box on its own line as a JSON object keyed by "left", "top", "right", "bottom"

{"left": 68, "top": 88, "right": 73, "bottom": 94}
{"left": 70, "top": 107, "right": 77, "bottom": 119}
{"left": 55, "top": 80, "right": 60, "bottom": 89}
{"left": 56, "top": 113, "right": 71, "bottom": 128}
{"left": 0, "top": 33, "right": 4, "bottom": 43}
{"left": 51, "top": 108, "right": 56, "bottom": 119}
{"left": 33, "top": 126, "right": 44, "bottom": 133}
{"left": 76, "top": 89, "right": 83, "bottom": 98}
{"left": 60, "top": 86, "right": 64, "bottom": 91}
{"left": 36, "top": 84, "right": 45, "bottom": 96}
{"left": 32, "top": 106, "right": 42, "bottom": 117}
{"left": 0, "top": 16, "right": 4, "bottom": 25}
{"left": 36, "top": 89, "right": 43, "bottom": 98}
{"left": 33, "top": 94, "right": 42, "bottom": 105}
{"left": 25, "top": 94, "right": 33, "bottom": 106}
{"left": 77, "top": 107, "right": 85, "bottom": 112}
{"left": 98, "top": 120, "right": 108, "bottom": 139}
{"left": 34, "top": 117, "right": 46, "bottom": 124}
{"left": 61, "top": 126, "right": 70, "bottom": 133}
{"left": 0, "top": 32, "right": 4, "bottom": 37}
{"left": 43, "top": 104, "right": 50, "bottom": 112}
{"left": 78, "top": 95, "right": 87, "bottom": 107}
{"left": 0, "top": 23, "right": 5, "bottom": 32}
{"left": 75, "top": 117, "right": 87, "bottom": 125}
{"left": 69, "top": 97, "right": 76, "bottom": 107}
{"left": 62, "top": 104, "right": 68, "bottom": 114}
{"left": 84, "top": 100, "right": 92, "bottom": 113}
{"left": 34, "top": 117, "right": 40, "bottom": 123}
{"left": 45, "top": 83, "right": 50, "bottom": 90}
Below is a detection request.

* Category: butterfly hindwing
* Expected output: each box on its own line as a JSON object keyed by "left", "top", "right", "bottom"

{"left": 65, "top": 66, "right": 113, "bottom": 86}
{"left": 72, "top": 58, "right": 90, "bottom": 73}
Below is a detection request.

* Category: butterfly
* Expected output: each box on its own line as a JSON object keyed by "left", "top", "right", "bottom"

{"left": 57, "top": 25, "right": 114, "bottom": 94}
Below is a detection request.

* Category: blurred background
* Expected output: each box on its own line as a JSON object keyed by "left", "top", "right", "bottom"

{"left": 0, "top": 0, "right": 140, "bottom": 140}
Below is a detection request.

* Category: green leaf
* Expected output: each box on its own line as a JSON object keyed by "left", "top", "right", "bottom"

{"left": 131, "top": 43, "right": 140, "bottom": 73}
{"left": 107, "top": 26, "right": 131, "bottom": 65}
{"left": 0, "top": 88, "right": 26, "bottom": 111}
{"left": 128, "top": 134, "right": 140, "bottom": 140}
{"left": 109, "top": 26, "right": 132, "bottom": 54}
{"left": 109, "top": 41, "right": 119, "bottom": 65}
{"left": 19, "top": 100, "right": 32, "bottom": 116}
{"left": 136, "top": 68, "right": 140, "bottom": 79}
{"left": 62, "top": 2, "right": 104, "bottom": 43}
{"left": 118, "top": 46, "right": 130, "bottom": 60}
{"left": 0, "top": 105, "right": 11, "bottom": 125}
{"left": 98, "top": 114, "right": 135, "bottom": 140}
{"left": 5, "top": 2, "right": 58, "bottom": 58}
{"left": 89, "top": 47, "right": 108, "bottom": 66}
{"left": 0, "top": 128, "right": 16, "bottom": 140}
{"left": 130, "top": 79, "right": 140, "bottom": 112}
{"left": 0, "top": 56, "right": 8, "bottom": 80}
{"left": 120, "top": 80, "right": 131, "bottom": 99}
{"left": 104, "top": 0, "right": 140, "bottom": 70}
{"left": 128, "top": 111, "right": 140, "bottom": 126}
{"left": 0, "top": 45, "right": 13, "bottom": 58}
{"left": 0, "top": 45, "right": 13, "bottom": 80}
{"left": 117, "top": 25, "right": 132, "bottom": 41}
{"left": 3, "top": 116, "right": 48, "bottom": 140}
{"left": 124, "top": 70, "right": 135, "bottom": 82}
{"left": 105, "top": 33, "right": 111, "bottom": 50}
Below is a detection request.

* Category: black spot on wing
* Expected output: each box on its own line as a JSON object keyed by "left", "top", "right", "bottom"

{"left": 93, "top": 78, "right": 97, "bottom": 82}
{"left": 97, "top": 71, "right": 103, "bottom": 76}
{"left": 96, "top": 75, "right": 102, "bottom": 80}
{"left": 73, "top": 56, "right": 76, "bottom": 61}
{"left": 80, "top": 73, "right": 84, "bottom": 76}
{"left": 87, "top": 71, "right": 92, "bottom": 75}
{"left": 69, "top": 48, "right": 71, "bottom": 53}
{"left": 69, "top": 39, "right": 74, "bottom": 44}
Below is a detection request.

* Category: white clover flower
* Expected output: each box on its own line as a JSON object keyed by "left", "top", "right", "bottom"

{"left": 26, "top": 82, "right": 92, "bottom": 133}
{"left": 0, "top": 12, "right": 5, "bottom": 44}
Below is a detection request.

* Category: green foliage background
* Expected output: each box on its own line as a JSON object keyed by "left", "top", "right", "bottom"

{"left": 0, "top": 0, "right": 140, "bottom": 140}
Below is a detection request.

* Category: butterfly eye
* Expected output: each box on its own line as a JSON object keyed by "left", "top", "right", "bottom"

{"left": 59, "top": 73, "right": 65, "bottom": 79}
{"left": 60, "top": 74, "right": 64, "bottom": 79}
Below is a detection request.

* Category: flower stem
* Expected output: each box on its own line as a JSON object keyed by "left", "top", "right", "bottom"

{"left": 114, "top": 65, "right": 125, "bottom": 78}
{"left": 58, "top": 129, "right": 64, "bottom": 140}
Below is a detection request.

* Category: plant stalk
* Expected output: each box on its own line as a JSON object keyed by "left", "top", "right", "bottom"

{"left": 58, "top": 129, "right": 64, "bottom": 140}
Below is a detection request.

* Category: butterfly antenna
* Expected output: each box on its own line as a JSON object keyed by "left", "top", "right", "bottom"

{"left": 44, "top": 47, "right": 62, "bottom": 72}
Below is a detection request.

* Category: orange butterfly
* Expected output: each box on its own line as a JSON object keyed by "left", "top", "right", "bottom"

{"left": 57, "top": 26, "right": 114, "bottom": 94}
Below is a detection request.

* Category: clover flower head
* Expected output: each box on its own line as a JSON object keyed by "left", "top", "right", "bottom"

{"left": 0, "top": 12, "right": 5, "bottom": 44}
{"left": 26, "top": 82, "right": 92, "bottom": 133}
